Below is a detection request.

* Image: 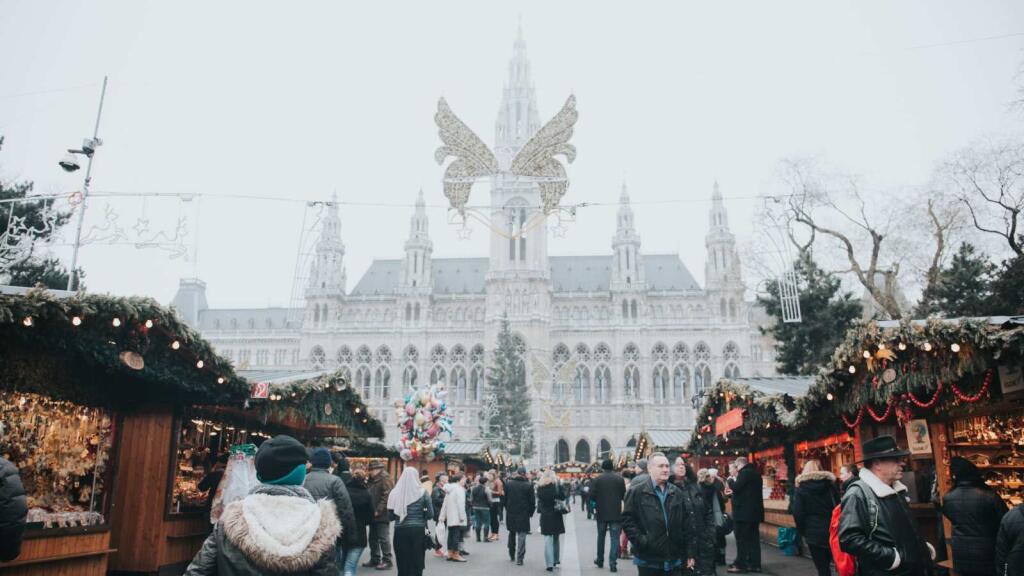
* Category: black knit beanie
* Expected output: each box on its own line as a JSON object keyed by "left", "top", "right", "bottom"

{"left": 255, "top": 435, "right": 309, "bottom": 483}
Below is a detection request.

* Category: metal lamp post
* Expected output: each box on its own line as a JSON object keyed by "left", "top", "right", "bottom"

{"left": 62, "top": 76, "right": 108, "bottom": 291}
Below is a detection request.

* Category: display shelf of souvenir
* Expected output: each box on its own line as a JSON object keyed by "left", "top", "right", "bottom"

{"left": 0, "top": 391, "right": 113, "bottom": 529}
{"left": 948, "top": 413, "right": 1024, "bottom": 506}
{"left": 170, "top": 415, "right": 267, "bottom": 515}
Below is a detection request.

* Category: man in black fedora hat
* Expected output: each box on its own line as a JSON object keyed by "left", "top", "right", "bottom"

{"left": 838, "top": 435, "right": 935, "bottom": 576}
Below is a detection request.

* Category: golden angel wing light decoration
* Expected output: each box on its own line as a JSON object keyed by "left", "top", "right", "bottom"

{"left": 434, "top": 98, "right": 499, "bottom": 216}
{"left": 434, "top": 95, "right": 578, "bottom": 216}
{"left": 509, "top": 95, "right": 578, "bottom": 213}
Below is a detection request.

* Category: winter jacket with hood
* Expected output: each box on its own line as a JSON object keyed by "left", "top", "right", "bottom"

{"left": 996, "top": 504, "right": 1024, "bottom": 576}
{"left": 941, "top": 479, "right": 1007, "bottom": 576}
{"left": 344, "top": 475, "right": 374, "bottom": 549}
{"left": 367, "top": 470, "right": 394, "bottom": 523}
{"left": 0, "top": 457, "right": 27, "bottom": 562}
{"left": 303, "top": 468, "right": 356, "bottom": 549}
{"left": 438, "top": 483, "right": 468, "bottom": 527}
{"left": 729, "top": 462, "right": 764, "bottom": 523}
{"left": 838, "top": 468, "right": 933, "bottom": 576}
{"left": 791, "top": 470, "right": 839, "bottom": 548}
{"left": 184, "top": 484, "right": 340, "bottom": 576}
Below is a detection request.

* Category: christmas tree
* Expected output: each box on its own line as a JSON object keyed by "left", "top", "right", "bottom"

{"left": 481, "top": 317, "right": 534, "bottom": 458}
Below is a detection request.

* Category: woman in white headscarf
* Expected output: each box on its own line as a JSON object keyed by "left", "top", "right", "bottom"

{"left": 387, "top": 467, "right": 433, "bottom": 576}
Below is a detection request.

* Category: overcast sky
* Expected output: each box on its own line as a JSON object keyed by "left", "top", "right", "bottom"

{"left": 1, "top": 1, "right": 1023, "bottom": 308}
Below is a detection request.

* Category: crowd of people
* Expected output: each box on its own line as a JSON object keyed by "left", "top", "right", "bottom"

{"left": 5, "top": 432, "right": 1024, "bottom": 575}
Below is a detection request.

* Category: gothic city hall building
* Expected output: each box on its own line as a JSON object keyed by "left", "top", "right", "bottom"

{"left": 171, "top": 30, "right": 775, "bottom": 466}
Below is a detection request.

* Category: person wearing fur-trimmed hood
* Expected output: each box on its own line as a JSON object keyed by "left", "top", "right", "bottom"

{"left": 791, "top": 461, "right": 839, "bottom": 576}
{"left": 185, "top": 435, "right": 340, "bottom": 576}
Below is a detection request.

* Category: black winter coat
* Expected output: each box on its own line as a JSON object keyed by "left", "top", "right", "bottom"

{"left": 504, "top": 476, "right": 536, "bottom": 533}
{"left": 674, "top": 476, "right": 715, "bottom": 575}
{"left": 0, "top": 457, "right": 27, "bottom": 562}
{"left": 729, "top": 463, "right": 764, "bottom": 523}
{"left": 431, "top": 485, "right": 446, "bottom": 522}
{"left": 941, "top": 480, "right": 1007, "bottom": 576}
{"left": 622, "top": 479, "right": 698, "bottom": 564}
{"left": 838, "top": 477, "right": 932, "bottom": 576}
{"left": 536, "top": 483, "right": 565, "bottom": 535}
{"left": 791, "top": 471, "right": 839, "bottom": 548}
{"left": 344, "top": 476, "right": 374, "bottom": 548}
{"left": 304, "top": 468, "right": 358, "bottom": 548}
{"left": 996, "top": 504, "right": 1024, "bottom": 576}
{"left": 590, "top": 471, "right": 626, "bottom": 522}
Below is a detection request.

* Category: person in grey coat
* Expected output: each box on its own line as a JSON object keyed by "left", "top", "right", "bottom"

{"left": 305, "top": 448, "right": 357, "bottom": 553}
{"left": 185, "top": 435, "right": 339, "bottom": 576}
{"left": 0, "top": 457, "right": 28, "bottom": 562}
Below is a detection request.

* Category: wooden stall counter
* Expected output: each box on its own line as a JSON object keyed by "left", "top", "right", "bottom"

{"left": 0, "top": 529, "right": 113, "bottom": 576}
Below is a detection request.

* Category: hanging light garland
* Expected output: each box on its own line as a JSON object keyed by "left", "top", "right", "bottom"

{"left": 905, "top": 380, "right": 943, "bottom": 409}
{"left": 950, "top": 369, "right": 992, "bottom": 403}
{"left": 866, "top": 400, "right": 894, "bottom": 423}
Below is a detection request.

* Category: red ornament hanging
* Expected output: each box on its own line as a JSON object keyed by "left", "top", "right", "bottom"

{"left": 950, "top": 369, "right": 992, "bottom": 403}
{"left": 906, "top": 380, "right": 943, "bottom": 409}
{"left": 866, "top": 400, "right": 894, "bottom": 423}
{"left": 843, "top": 406, "right": 865, "bottom": 429}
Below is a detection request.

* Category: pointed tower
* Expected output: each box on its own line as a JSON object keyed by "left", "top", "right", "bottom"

{"left": 704, "top": 182, "right": 743, "bottom": 321}
{"left": 611, "top": 183, "right": 646, "bottom": 290}
{"left": 494, "top": 22, "right": 541, "bottom": 168}
{"left": 305, "top": 196, "right": 346, "bottom": 328}
{"left": 400, "top": 190, "right": 433, "bottom": 292}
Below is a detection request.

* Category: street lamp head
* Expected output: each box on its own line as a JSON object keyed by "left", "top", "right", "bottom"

{"left": 81, "top": 138, "right": 102, "bottom": 156}
{"left": 59, "top": 153, "right": 81, "bottom": 173}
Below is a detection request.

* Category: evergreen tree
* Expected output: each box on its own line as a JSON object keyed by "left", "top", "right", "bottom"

{"left": 988, "top": 251, "right": 1024, "bottom": 315}
{"left": 481, "top": 317, "right": 533, "bottom": 457}
{"left": 916, "top": 242, "right": 997, "bottom": 318}
{"left": 0, "top": 136, "right": 79, "bottom": 289}
{"left": 757, "top": 248, "right": 862, "bottom": 375}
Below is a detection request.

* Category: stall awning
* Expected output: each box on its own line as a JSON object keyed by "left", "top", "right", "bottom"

{"left": 735, "top": 376, "right": 815, "bottom": 397}
{"left": 645, "top": 430, "right": 691, "bottom": 449}
{"left": 443, "top": 441, "right": 488, "bottom": 457}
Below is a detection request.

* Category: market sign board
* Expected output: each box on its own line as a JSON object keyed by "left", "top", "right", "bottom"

{"left": 250, "top": 382, "right": 269, "bottom": 399}
{"left": 716, "top": 408, "right": 744, "bottom": 436}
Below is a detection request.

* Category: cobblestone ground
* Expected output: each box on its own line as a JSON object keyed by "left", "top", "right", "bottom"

{"left": 352, "top": 507, "right": 819, "bottom": 576}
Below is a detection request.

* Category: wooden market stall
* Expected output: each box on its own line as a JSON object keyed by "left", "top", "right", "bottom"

{"left": 810, "top": 316, "right": 1024, "bottom": 571}
{"left": 429, "top": 441, "right": 493, "bottom": 479}
{"left": 687, "top": 376, "right": 851, "bottom": 544}
{"left": 0, "top": 288, "right": 248, "bottom": 576}
{"left": 633, "top": 429, "right": 692, "bottom": 463}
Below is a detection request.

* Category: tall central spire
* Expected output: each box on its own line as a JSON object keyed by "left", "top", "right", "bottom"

{"left": 494, "top": 23, "right": 541, "bottom": 165}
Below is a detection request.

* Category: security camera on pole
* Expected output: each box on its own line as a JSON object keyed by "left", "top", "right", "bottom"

{"left": 60, "top": 76, "right": 108, "bottom": 291}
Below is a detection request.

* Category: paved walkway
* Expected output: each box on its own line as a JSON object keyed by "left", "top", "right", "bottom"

{"left": 368, "top": 507, "right": 819, "bottom": 576}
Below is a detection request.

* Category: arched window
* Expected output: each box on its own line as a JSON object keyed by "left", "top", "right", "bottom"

{"left": 451, "top": 345, "right": 467, "bottom": 364}
{"left": 574, "top": 365, "right": 591, "bottom": 404}
{"left": 552, "top": 343, "right": 570, "bottom": 364}
{"left": 431, "top": 345, "right": 447, "bottom": 365}
{"left": 574, "top": 343, "right": 592, "bottom": 363}
{"left": 672, "top": 342, "right": 690, "bottom": 364}
{"left": 672, "top": 365, "right": 689, "bottom": 401}
{"left": 622, "top": 300, "right": 629, "bottom": 319}
{"left": 313, "top": 306, "right": 320, "bottom": 323}
{"left": 598, "top": 439, "right": 612, "bottom": 460}
{"left": 651, "top": 342, "right": 669, "bottom": 363}
{"left": 375, "top": 345, "right": 392, "bottom": 365}
{"left": 624, "top": 365, "right": 640, "bottom": 399}
{"left": 595, "top": 365, "right": 611, "bottom": 404}
{"left": 630, "top": 299, "right": 638, "bottom": 319}
{"left": 556, "top": 439, "right": 570, "bottom": 464}
{"left": 356, "top": 345, "right": 372, "bottom": 365}
{"left": 626, "top": 436, "right": 637, "bottom": 448}
{"left": 452, "top": 366, "right": 467, "bottom": 403}
{"left": 471, "top": 366, "right": 484, "bottom": 403}
{"left": 414, "top": 302, "right": 421, "bottom": 321}
{"left": 403, "top": 365, "right": 418, "bottom": 391}
{"left": 720, "top": 298, "right": 727, "bottom": 317}
{"left": 594, "top": 343, "right": 611, "bottom": 363}
{"left": 375, "top": 366, "right": 391, "bottom": 399}
{"left": 430, "top": 366, "right": 446, "bottom": 387}
{"left": 694, "top": 342, "right": 711, "bottom": 362}
{"left": 575, "top": 439, "right": 591, "bottom": 463}
{"left": 506, "top": 199, "right": 528, "bottom": 262}
{"left": 623, "top": 343, "right": 640, "bottom": 363}
{"left": 470, "top": 344, "right": 485, "bottom": 365}
{"left": 723, "top": 341, "right": 740, "bottom": 361}
{"left": 337, "top": 345, "right": 353, "bottom": 365}
{"left": 310, "top": 345, "right": 326, "bottom": 368}
{"left": 403, "top": 345, "right": 419, "bottom": 364}
{"left": 724, "top": 364, "right": 740, "bottom": 379}
{"left": 357, "top": 366, "right": 371, "bottom": 399}
{"left": 694, "top": 364, "right": 712, "bottom": 396}
{"left": 653, "top": 365, "right": 668, "bottom": 401}
{"left": 729, "top": 298, "right": 737, "bottom": 319}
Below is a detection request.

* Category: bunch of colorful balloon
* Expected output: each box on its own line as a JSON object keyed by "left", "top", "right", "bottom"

{"left": 395, "top": 384, "right": 453, "bottom": 461}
